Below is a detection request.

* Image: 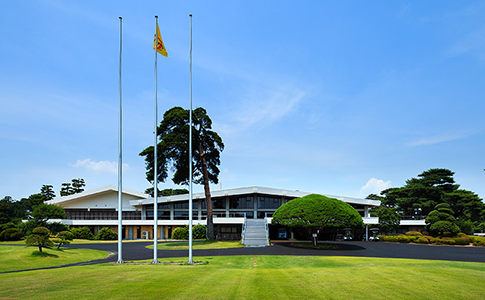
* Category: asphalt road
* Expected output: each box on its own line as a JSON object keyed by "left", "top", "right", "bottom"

{"left": 64, "top": 240, "right": 485, "bottom": 263}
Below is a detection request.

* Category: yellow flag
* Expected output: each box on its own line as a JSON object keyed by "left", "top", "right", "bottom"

{"left": 153, "top": 23, "right": 168, "bottom": 57}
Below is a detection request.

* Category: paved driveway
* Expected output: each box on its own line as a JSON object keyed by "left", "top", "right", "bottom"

{"left": 65, "top": 240, "right": 485, "bottom": 263}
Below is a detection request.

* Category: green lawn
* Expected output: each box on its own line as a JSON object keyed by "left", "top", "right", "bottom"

{"left": 147, "top": 240, "right": 244, "bottom": 250}
{"left": 0, "top": 246, "right": 108, "bottom": 273}
{"left": 1, "top": 255, "right": 485, "bottom": 299}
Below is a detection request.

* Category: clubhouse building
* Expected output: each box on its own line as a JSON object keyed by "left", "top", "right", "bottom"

{"left": 47, "top": 185, "right": 426, "bottom": 241}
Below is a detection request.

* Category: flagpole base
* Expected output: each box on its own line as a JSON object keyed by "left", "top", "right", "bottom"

{"left": 116, "top": 259, "right": 124, "bottom": 264}
{"left": 151, "top": 260, "right": 160, "bottom": 264}
{"left": 187, "top": 259, "right": 194, "bottom": 264}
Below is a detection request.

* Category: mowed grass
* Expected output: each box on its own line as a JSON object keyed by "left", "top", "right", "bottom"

{"left": 0, "top": 246, "right": 108, "bottom": 272}
{"left": 1, "top": 256, "right": 485, "bottom": 299}
{"left": 148, "top": 240, "right": 244, "bottom": 250}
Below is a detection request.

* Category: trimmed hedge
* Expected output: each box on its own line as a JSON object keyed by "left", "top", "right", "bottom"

{"left": 172, "top": 227, "right": 189, "bottom": 240}
{"left": 379, "top": 233, "right": 474, "bottom": 246}
{"left": 405, "top": 231, "right": 423, "bottom": 236}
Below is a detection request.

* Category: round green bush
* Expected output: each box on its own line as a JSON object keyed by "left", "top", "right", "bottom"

{"left": 95, "top": 227, "right": 117, "bottom": 240}
{"left": 192, "top": 224, "right": 206, "bottom": 239}
{"left": 0, "top": 228, "right": 24, "bottom": 241}
{"left": 70, "top": 227, "right": 95, "bottom": 240}
{"left": 172, "top": 227, "right": 189, "bottom": 240}
{"left": 430, "top": 221, "right": 460, "bottom": 237}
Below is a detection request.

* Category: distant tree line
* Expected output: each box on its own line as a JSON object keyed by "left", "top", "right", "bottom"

{"left": 0, "top": 178, "right": 86, "bottom": 240}
{"left": 367, "top": 168, "right": 485, "bottom": 234}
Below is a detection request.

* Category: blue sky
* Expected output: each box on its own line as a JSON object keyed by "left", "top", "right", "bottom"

{"left": 1, "top": 1, "right": 485, "bottom": 201}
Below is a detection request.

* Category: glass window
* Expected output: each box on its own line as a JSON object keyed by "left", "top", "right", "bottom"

{"left": 201, "top": 198, "right": 226, "bottom": 209}
{"left": 258, "top": 196, "right": 281, "bottom": 209}
{"left": 230, "top": 196, "right": 253, "bottom": 209}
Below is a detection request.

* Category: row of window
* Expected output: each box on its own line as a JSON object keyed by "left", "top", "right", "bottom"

{"left": 145, "top": 195, "right": 283, "bottom": 210}
{"left": 145, "top": 211, "right": 274, "bottom": 220}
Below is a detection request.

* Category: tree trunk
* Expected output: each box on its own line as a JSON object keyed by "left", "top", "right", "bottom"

{"left": 199, "top": 144, "right": 215, "bottom": 240}
{"left": 38, "top": 246, "right": 43, "bottom": 253}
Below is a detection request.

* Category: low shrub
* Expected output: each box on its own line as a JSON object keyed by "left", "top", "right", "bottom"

{"left": 70, "top": 227, "right": 95, "bottom": 240}
{"left": 405, "top": 231, "right": 423, "bottom": 236}
{"left": 95, "top": 227, "right": 117, "bottom": 240}
{"left": 452, "top": 236, "right": 470, "bottom": 245}
{"left": 472, "top": 236, "right": 485, "bottom": 247}
{"left": 415, "top": 237, "right": 430, "bottom": 244}
{"left": 396, "top": 235, "right": 411, "bottom": 243}
{"left": 435, "top": 238, "right": 456, "bottom": 245}
{"left": 0, "top": 228, "right": 24, "bottom": 241}
{"left": 424, "top": 236, "right": 436, "bottom": 244}
{"left": 172, "top": 227, "right": 189, "bottom": 240}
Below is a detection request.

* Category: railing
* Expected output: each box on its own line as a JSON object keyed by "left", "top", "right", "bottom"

{"left": 241, "top": 212, "right": 247, "bottom": 244}
{"left": 264, "top": 212, "right": 269, "bottom": 246}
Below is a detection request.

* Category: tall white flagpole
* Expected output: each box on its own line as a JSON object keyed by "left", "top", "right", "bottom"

{"left": 117, "top": 16, "right": 123, "bottom": 264}
{"left": 188, "top": 13, "right": 194, "bottom": 264}
{"left": 153, "top": 15, "right": 159, "bottom": 264}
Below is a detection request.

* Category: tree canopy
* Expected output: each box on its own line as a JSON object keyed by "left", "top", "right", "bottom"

{"left": 271, "top": 194, "right": 363, "bottom": 245}
{"left": 140, "top": 106, "right": 224, "bottom": 240}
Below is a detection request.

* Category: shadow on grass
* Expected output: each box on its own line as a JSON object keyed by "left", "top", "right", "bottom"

{"left": 30, "top": 251, "right": 59, "bottom": 258}
{"left": 277, "top": 242, "right": 366, "bottom": 251}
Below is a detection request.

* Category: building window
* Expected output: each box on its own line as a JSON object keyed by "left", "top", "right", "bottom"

{"left": 201, "top": 198, "right": 226, "bottom": 209}
{"left": 258, "top": 196, "right": 281, "bottom": 209}
{"left": 230, "top": 196, "right": 253, "bottom": 209}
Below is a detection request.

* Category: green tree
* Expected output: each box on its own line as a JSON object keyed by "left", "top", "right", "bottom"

{"left": 60, "top": 178, "right": 86, "bottom": 196}
{"left": 271, "top": 194, "right": 363, "bottom": 246}
{"left": 374, "top": 206, "right": 401, "bottom": 235}
{"left": 60, "top": 182, "right": 73, "bottom": 196}
{"left": 25, "top": 226, "right": 54, "bottom": 253}
{"left": 71, "top": 178, "right": 85, "bottom": 194}
{"left": 40, "top": 185, "right": 56, "bottom": 200}
{"left": 425, "top": 203, "right": 460, "bottom": 237}
{"left": 51, "top": 231, "right": 73, "bottom": 249}
{"left": 140, "top": 107, "right": 224, "bottom": 240}
{"left": 144, "top": 187, "right": 189, "bottom": 198}
{"left": 32, "top": 204, "right": 66, "bottom": 222}
{"left": 377, "top": 169, "right": 483, "bottom": 223}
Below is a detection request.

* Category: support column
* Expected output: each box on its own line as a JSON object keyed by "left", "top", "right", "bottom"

{"left": 365, "top": 224, "right": 369, "bottom": 242}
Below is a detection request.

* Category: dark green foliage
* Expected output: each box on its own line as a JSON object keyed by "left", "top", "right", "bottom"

{"left": 430, "top": 221, "right": 460, "bottom": 237}
{"left": 193, "top": 224, "right": 207, "bottom": 239}
{"left": 0, "top": 228, "right": 24, "bottom": 241}
{"left": 374, "top": 206, "right": 401, "bottom": 234}
{"left": 0, "top": 221, "right": 19, "bottom": 232}
{"left": 140, "top": 106, "right": 224, "bottom": 240}
{"left": 272, "top": 194, "right": 363, "bottom": 245}
{"left": 375, "top": 169, "right": 484, "bottom": 225}
{"left": 426, "top": 203, "right": 460, "bottom": 236}
{"left": 171, "top": 224, "right": 206, "bottom": 240}
{"left": 19, "top": 219, "right": 46, "bottom": 236}
{"left": 144, "top": 188, "right": 189, "bottom": 197}
{"left": 52, "top": 231, "right": 73, "bottom": 249}
{"left": 47, "top": 222, "right": 69, "bottom": 235}
{"left": 60, "top": 178, "right": 86, "bottom": 196}
{"left": 32, "top": 204, "right": 66, "bottom": 222}
{"left": 70, "top": 227, "right": 95, "bottom": 240}
{"left": 172, "top": 227, "right": 189, "bottom": 240}
{"left": 95, "top": 227, "right": 117, "bottom": 240}
{"left": 26, "top": 226, "right": 54, "bottom": 253}
{"left": 40, "top": 185, "right": 56, "bottom": 200}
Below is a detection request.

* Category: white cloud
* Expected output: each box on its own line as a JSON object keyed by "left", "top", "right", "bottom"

{"left": 406, "top": 132, "right": 471, "bottom": 147}
{"left": 359, "top": 178, "right": 391, "bottom": 196}
{"left": 71, "top": 159, "right": 128, "bottom": 174}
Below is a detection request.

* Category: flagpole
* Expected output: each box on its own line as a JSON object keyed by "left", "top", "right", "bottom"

{"left": 188, "top": 13, "right": 194, "bottom": 264}
{"left": 153, "top": 15, "right": 159, "bottom": 264}
{"left": 117, "top": 16, "right": 123, "bottom": 264}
